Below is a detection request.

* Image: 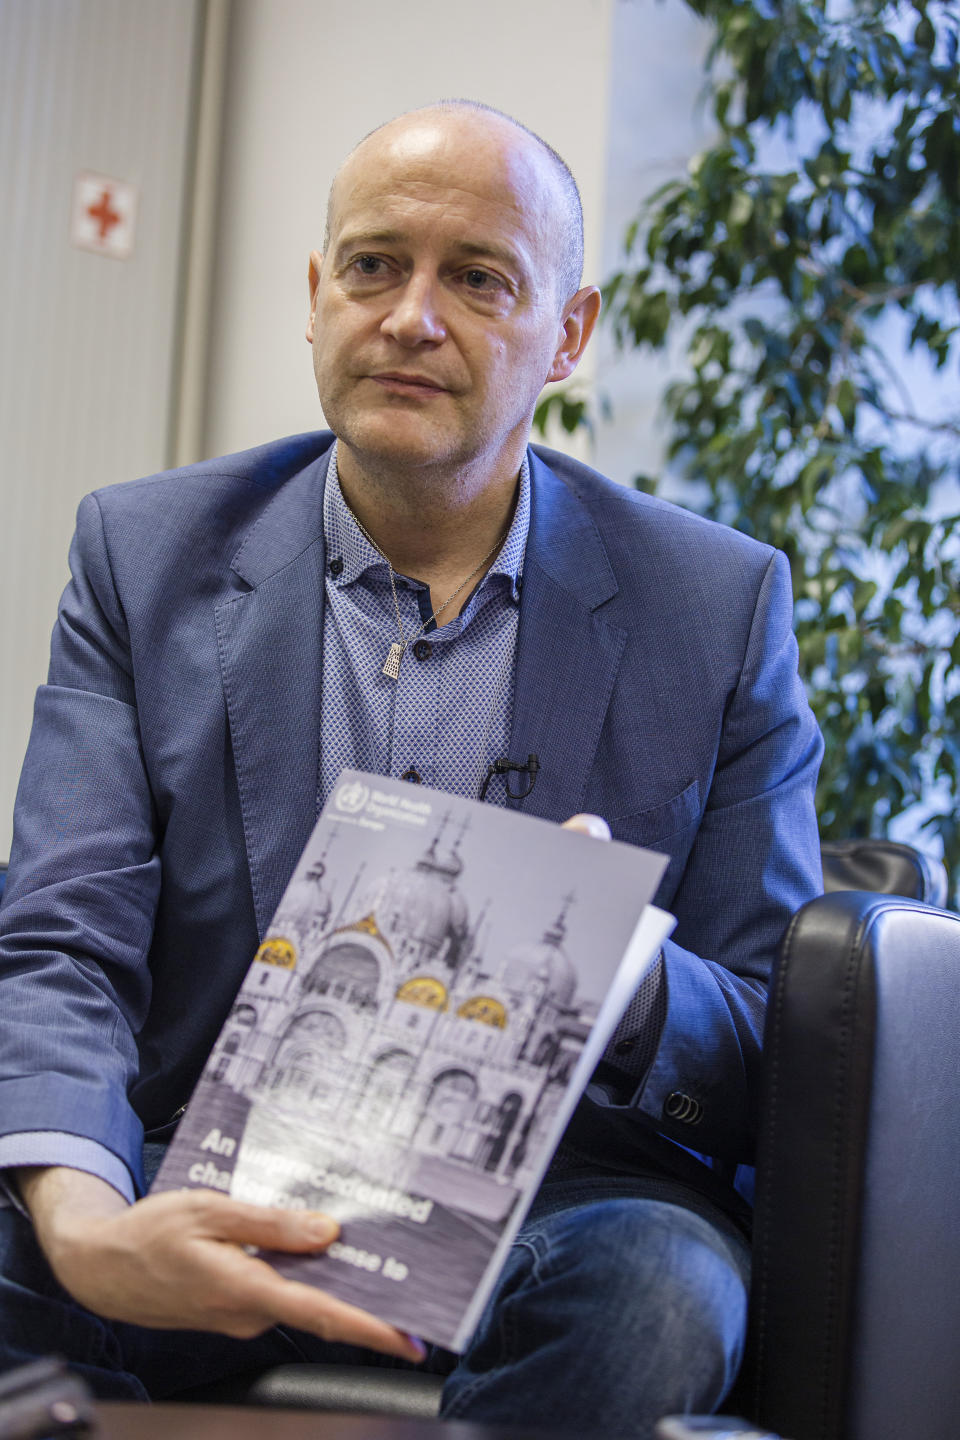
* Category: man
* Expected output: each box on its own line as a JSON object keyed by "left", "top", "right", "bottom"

{"left": 0, "top": 102, "right": 823, "bottom": 1434}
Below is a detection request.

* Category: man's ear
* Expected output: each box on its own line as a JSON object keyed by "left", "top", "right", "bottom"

{"left": 545, "top": 286, "right": 602, "bottom": 385}
{"left": 305, "top": 249, "right": 323, "bottom": 343}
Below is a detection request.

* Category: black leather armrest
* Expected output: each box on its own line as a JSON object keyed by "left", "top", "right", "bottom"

{"left": 745, "top": 891, "right": 960, "bottom": 1440}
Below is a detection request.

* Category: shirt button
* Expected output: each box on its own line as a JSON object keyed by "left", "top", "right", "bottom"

{"left": 413, "top": 639, "right": 432, "bottom": 661}
{"left": 401, "top": 767, "right": 422, "bottom": 784}
{"left": 329, "top": 556, "right": 344, "bottom": 577}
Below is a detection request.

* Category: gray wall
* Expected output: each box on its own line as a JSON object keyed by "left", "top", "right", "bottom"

{"left": 594, "top": 0, "right": 711, "bottom": 490}
{"left": 0, "top": 0, "right": 202, "bottom": 855}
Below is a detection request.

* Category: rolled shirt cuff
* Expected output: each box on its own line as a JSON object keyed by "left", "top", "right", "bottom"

{"left": 0, "top": 1131, "right": 136, "bottom": 1214}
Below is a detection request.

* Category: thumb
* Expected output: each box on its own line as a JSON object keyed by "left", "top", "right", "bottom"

{"left": 562, "top": 813, "right": 611, "bottom": 840}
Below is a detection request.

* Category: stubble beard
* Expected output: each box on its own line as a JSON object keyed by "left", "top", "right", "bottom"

{"left": 324, "top": 389, "right": 530, "bottom": 518}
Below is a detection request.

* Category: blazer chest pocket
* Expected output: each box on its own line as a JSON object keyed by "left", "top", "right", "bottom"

{"left": 607, "top": 779, "right": 702, "bottom": 851}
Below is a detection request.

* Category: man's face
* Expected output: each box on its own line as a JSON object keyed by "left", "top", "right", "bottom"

{"left": 307, "top": 112, "right": 593, "bottom": 482}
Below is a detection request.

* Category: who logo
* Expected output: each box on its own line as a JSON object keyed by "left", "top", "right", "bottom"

{"left": 335, "top": 780, "right": 370, "bottom": 814}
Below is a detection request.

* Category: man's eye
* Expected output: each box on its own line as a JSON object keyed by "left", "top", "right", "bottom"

{"left": 463, "top": 268, "right": 500, "bottom": 291}
{"left": 353, "top": 255, "right": 385, "bottom": 276}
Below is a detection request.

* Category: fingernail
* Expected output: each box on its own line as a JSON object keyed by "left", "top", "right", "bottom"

{"left": 405, "top": 1334, "right": 427, "bottom": 1360}
{"left": 306, "top": 1214, "right": 338, "bottom": 1243}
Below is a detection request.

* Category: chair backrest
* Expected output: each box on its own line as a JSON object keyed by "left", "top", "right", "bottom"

{"left": 821, "top": 837, "right": 948, "bottom": 908}
{"left": 748, "top": 888, "right": 960, "bottom": 1440}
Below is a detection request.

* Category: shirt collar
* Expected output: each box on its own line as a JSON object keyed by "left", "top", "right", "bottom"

{"left": 322, "top": 440, "right": 529, "bottom": 602}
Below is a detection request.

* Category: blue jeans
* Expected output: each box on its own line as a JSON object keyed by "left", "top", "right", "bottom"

{"left": 0, "top": 1164, "right": 750, "bottom": 1438}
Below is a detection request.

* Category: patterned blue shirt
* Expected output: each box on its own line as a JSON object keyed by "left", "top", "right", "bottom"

{"left": 319, "top": 443, "right": 529, "bottom": 809}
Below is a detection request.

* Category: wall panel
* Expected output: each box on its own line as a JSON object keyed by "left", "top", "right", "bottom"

{"left": 0, "top": 0, "right": 202, "bottom": 854}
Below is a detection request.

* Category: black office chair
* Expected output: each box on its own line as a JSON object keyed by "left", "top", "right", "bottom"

{"left": 742, "top": 842, "right": 959, "bottom": 1440}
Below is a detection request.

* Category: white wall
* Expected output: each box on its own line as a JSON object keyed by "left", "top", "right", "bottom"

{"left": 202, "top": 0, "right": 615, "bottom": 461}
{"left": 593, "top": 0, "right": 713, "bottom": 489}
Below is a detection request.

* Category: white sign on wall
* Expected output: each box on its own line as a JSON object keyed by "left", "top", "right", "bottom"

{"left": 70, "top": 171, "right": 138, "bottom": 259}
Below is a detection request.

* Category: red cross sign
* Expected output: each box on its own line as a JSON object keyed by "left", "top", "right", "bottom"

{"left": 87, "top": 188, "right": 122, "bottom": 242}
{"left": 71, "top": 172, "right": 138, "bottom": 259}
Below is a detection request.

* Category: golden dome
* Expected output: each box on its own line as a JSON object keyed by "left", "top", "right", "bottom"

{"left": 457, "top": 995, "right": 508, "bottom": 1028}
{"left": 396, "top": 975, "right": 449, "bottom": 1010}
{"left": 254, "top": 936, "right": 297, "bottom": 969}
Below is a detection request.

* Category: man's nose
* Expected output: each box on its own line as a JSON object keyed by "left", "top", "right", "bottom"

{"left": 380, "top": 273, "right": 446, "bottom": 347}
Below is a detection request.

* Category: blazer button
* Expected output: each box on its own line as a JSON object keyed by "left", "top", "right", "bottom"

{"left": 663, "top": 1091, "right": 702, "bottom": 1125}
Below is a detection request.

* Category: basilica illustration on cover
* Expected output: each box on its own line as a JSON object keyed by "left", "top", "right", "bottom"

{"left": 154, "top": 772, "right": 671, "bottom": 1350}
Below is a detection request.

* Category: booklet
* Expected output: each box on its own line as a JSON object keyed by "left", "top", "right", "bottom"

{"left": 152, "top": 770, "right": 675, "bottom": 1351}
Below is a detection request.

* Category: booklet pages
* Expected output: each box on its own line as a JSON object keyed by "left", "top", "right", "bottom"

{"left": 153, "top": 771, "right": 674, "bottom": 1350}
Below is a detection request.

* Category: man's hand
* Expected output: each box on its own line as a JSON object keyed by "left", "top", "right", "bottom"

{"left": 17, "top": 1167, "right": 424, "bottom": 1359}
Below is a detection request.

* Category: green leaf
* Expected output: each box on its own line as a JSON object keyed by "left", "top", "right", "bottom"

{"left": 604, "top": 0, "right": 960, "bottom": 898}
{"left": 532, "top": 391, "right": 590, "bottom": 438}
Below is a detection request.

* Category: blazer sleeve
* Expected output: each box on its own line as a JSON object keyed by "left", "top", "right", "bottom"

{"left": 605, "top": 548, "right": 823, "bottom": 1165}
{"left": 0, "top": 492, "right": 161, "bottom": 1183}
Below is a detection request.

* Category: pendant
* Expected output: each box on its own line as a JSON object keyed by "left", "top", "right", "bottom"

{"left": 383, "top": 642, "right": 403, "bottom": 680}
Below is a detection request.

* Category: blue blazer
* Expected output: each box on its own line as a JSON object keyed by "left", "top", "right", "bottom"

{"left": 0, "top": 434, "right": 823, "bottom": 1198}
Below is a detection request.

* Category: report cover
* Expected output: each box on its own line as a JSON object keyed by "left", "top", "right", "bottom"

{"left": 152, "top": 770, "right": 674, "bottom": 1351}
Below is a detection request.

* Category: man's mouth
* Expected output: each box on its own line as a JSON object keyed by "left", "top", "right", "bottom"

{"left": 368, "top": 372, "right": 449, "bottom": 396}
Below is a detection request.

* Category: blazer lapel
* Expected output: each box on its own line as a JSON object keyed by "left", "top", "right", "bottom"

{"left": 215, "top": 449, "right": 331, "bottom": 937}
{"left": 510, "top": 449, "right": 626, "bottom": 822}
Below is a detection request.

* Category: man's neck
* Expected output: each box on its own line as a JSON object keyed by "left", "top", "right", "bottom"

{"left": 334, "top": 442, "right": 524, "bottom": 591}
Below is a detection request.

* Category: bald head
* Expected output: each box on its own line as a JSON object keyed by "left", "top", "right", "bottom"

{"left": 307, "top": 101, "right": 601, "bottom": 485}
{"left": 325, "top": 101, "right": 585, "bottom": 307}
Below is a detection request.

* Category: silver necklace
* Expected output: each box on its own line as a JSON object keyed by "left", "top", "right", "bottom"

{"left": 343, "top": 500, "right": 510, "bottom": 680}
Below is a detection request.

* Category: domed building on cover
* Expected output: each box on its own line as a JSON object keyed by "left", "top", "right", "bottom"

{"left": 208, "top": 822, "right": 596, "bottom": 1198}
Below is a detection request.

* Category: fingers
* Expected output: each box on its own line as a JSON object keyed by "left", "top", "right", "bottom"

{"left": 206, "top": 1244, "right": 425, "bottom": 1359}
{"left": 268, "top": 1275, "right": 427, "bottom": 1360}
{"left": 562, "top": 812, "right": 611, "bottom": 840}
{"left": 188, "top": 1192, "right": 340, "bottom": 1252}
{"left": 44, "top": 1186, "right": 425, "bottom": 1355}
{"left": 150, "top": 1194, "right": 425, "bottom": 1359}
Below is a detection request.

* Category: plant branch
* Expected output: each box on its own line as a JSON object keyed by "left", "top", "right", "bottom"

{"left": 814, "top": 281, "right": 937, "bottom": 440}
{"left": 875, "top": 408, "right": 960, "bottom": 438}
